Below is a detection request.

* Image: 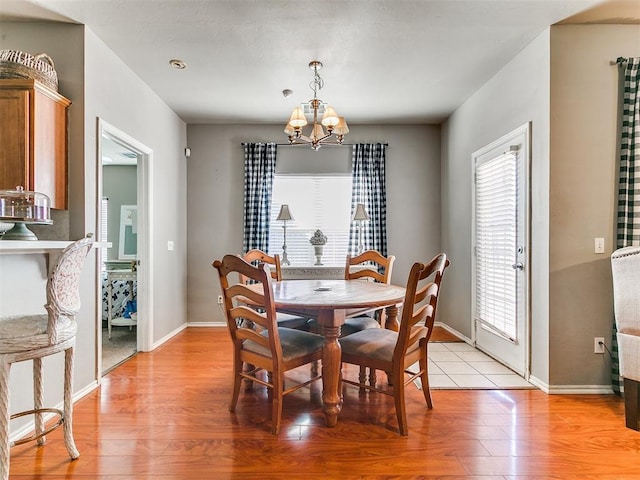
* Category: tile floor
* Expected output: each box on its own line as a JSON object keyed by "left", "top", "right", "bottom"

{"left": 427, "top": 341, "right": 535, "bottom": 389}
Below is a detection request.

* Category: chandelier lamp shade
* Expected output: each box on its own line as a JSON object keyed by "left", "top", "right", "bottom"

{"left": 276, "top": 204, "right": 294, "bottom": 265}
{"left": 284, "top": 61, "right": 349, "bottom": 151}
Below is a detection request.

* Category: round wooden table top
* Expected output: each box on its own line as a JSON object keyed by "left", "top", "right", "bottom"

{"left": 271, "top": 279, "right": 406, "bottom": 310}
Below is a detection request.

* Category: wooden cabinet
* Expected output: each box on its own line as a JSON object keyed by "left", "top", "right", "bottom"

{"left": 0, "top": 79, "right": 71, "bottom": 209}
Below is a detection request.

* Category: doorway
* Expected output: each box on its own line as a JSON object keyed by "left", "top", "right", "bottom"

{"left": 97, "top": 119, "right": 153, "bottom": 375}
{"left": 471, "top": 123, "right": 530, "bottom": 377}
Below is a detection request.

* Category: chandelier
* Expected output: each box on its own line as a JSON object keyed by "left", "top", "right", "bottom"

{"left": 284, "top": 61, "right": 349, "bottom": 150}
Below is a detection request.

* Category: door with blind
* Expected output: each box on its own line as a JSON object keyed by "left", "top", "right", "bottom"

{"left": 472, "top": 123, "right": 530, "bottom": 377}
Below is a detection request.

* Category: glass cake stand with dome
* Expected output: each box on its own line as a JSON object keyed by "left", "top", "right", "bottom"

{"left": 0, "top": 186, "right": 53, "bottom": 240}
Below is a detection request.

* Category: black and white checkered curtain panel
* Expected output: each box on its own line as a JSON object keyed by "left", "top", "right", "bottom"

{"left": 348, "top": 143, "right": 387, "bottom": 256}
{"left": 242, "top": 143, "right": 277, "bottom": 253}
{"left": 617, "top": 58, "right": 640, "bottom": 248}
{"left": 613, "top": 57, "right": 640, "bottom": 393}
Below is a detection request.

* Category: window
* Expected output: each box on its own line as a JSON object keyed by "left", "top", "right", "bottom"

{"left": 100, "top": 197, "right": 109, "bottom": 270}
{"left": 474, "top": 151, "right": 517, "bottom": 340}
{"left": 268, "top": 175, "right": 352, "bottom": 266}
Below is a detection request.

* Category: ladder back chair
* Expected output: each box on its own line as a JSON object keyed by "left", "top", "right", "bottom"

{"left": 339, "top": 253, "right": 449, "bottom": 435}
{"left": 213, "top": 254, "right": 325, "bottom": 434}
{"left": 342, "top": 249, "right": 396, "bottom": 335}
{"left": 0, "top": 234, "right": 93, "bottom": 480}
{"left": 240, "top": 249, "right": 310, "bottom": 330}
{"left": 307, "top": 250, "right": 396, "bottom": 385}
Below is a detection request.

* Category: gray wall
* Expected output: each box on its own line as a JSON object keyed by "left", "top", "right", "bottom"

{"left": 103, "top": 165, "right": 137, "bottom": 261}
{"left": 1, "top": 22, "right": 188, "bottom": 432}
{"left": 442, "top": 24, "right": 640, "bottom": 390}
{"left": 442, "top": 29, "right": 552, "bottom": 383}
{"left": 548, "top": 24, "right": 640, "bottom": 387}
{"left": 84, "top": 28, "right": 188, "bottom": 344}
{"left": 186, "top": 124, "right": 441, "bottom": 325}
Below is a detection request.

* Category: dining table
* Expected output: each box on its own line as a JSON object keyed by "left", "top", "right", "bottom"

{"left": 267, "top": 279, "right": 406, "bottom": 427}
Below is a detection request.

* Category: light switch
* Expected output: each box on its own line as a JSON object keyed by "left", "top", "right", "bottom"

{"left": 594, "top": 237, "right": 604, "bottom": 254}
{"left": 167, "top": 241, "right": 174, "bottom": 251}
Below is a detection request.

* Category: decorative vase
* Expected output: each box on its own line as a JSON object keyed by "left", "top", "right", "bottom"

{"left": 314, "top": 245, "right": 324, "bottom": 265}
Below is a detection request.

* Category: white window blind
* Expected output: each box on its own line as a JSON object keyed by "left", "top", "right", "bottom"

{"left": 474, "top": 152, "right": 517, "bottom": 340}
{"left": 100, "top": 197, "right": 109, "bottom": 270}
{"left": 269, "top": 175, "right": 352, "bottom": 266}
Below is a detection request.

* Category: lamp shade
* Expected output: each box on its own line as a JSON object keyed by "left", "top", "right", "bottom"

{"left": 333, "top": 117, "right": 350, "bottom": 136}
{"left": 277, "top": 204, "right": 294, "bottom": 221}
{"left": 352, "top": 203, "right": 369, "bottom": 221}
{"left": 321, "top": 105, "right": 340, "bottom": 127}
{"left": 309, "top": 123, "right": 325, "bottom": 141}
{"left": 288, "top": 107, "right": 308, "bottom": 128}
{"left": 284, "top": 123, "right": 296, "bottom": 136}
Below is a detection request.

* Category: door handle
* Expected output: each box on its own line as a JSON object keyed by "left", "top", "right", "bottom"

{"left": 512, "top": 262, "right": 524, "bottom": 271}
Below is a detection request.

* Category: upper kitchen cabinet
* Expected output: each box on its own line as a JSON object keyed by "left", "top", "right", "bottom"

{"left": 0, "top": 79, "right": 71, "bottom": 209}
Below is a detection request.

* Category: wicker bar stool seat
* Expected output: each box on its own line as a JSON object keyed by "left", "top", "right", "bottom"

{"left": 0, "top": 235, "right": 93, "bottom": 480}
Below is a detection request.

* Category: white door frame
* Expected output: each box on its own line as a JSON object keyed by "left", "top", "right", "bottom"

{"left": 96, "top": 119, "right": 153, "bottom": 377}
{"left": 471, "top": 122, "right": 531, "bottom": 378}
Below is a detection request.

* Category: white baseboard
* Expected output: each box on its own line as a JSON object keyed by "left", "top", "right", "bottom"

{"left": 433, "top": 321, "right": 472, "bottom": 343}
{"left": 151, "top": 322, "right": 188, "bottom": 350}
{"left": 528, "top": 375, "right": 615, "bottom": 394}
{"left": 187, "top": 321, "right": 226, "bottom": 328}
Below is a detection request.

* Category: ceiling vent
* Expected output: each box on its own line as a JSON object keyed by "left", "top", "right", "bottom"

{"left": 302, "top": 102, "right": 326, "bottom": 116}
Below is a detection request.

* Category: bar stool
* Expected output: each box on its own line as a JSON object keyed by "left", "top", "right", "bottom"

{"left": 0, "top": 234, "right": 93, "bottom": 480}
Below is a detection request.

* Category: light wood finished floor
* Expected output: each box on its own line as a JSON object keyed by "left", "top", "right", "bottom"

{"left": 9, "top": 328, "right": 640, "bottom": 479}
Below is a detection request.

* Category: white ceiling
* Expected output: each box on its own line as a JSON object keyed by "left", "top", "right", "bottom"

{"left": 2, "top": 0, "right": 638, "bottom": 124}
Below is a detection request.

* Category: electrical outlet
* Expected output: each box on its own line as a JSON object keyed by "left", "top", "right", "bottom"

{"left": 594, "top": 337, "right": 605, "bottom": 354}
{"left": 217, "top": 295, "right": 223, "bottom": 305}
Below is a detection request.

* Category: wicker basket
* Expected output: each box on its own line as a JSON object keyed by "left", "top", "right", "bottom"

{"left": 0, "top": 50, "right": 58, "bottom": 91}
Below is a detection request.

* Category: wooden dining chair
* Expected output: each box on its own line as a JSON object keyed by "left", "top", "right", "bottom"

{"left": 338, "top": 253, "right": 450, "bottom": 435}
{"left": 307, "top": 249, "right": 396, "bottom": 334}
{"left": 341, "top": 250, "right": 396, "bottom": 335}
{"left": 213, "top": 254, "right": 325, "bottom": 434}
{"left": 240, "top": 249, "right": 310, "bottom": 330}
{"left": 307, "top": 250, "right": 396, "bottom": 384}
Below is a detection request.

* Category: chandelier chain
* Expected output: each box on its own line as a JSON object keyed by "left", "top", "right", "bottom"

{"left": 310, "top": 66, "right": 324, "bottom": 99}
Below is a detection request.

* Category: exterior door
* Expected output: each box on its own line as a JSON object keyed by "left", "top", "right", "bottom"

{"left": 472, "top": 123, "right": 530, "bottom": 377}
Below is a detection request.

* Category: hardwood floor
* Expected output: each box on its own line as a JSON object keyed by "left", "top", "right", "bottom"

{"left": 9, "top": 328, "right": 640, "bottom": 479}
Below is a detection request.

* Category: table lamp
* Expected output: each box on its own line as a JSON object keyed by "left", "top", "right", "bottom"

{"left": 352, "top": 203, "right": 369, "bottom": 255}
{"left": 277, "top": 204, "right": 294, "bottom": 265}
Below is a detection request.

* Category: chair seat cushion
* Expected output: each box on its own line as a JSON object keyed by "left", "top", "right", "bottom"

{"left": 245, "top": 327, "right": 325, "bottom": 362}
{"left": 339, "top": 326, "right": 428, "bottom": 363}
{"left": 276, "top": 313, "right": 311, "bottom": 330}
{"left": 0, "top": 314, "right": 77, "bottom": 354}
{"left": 618, "top": 332, "right": 640, "bottom": 382}
{"left": 341, "top": 316, "right": 380, "bottom": 336}
{"left": 339, "top": 328, "right": 399, "bottom": 363}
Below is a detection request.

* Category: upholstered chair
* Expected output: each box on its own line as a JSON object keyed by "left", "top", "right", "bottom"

{"left": 611, "top": 246, "right": 640, "bottom": 431}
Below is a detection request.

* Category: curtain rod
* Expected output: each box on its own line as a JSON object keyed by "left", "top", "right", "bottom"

{"left": 611, "top": 57, "right": 629, "bottom": 65}
{"left": 241, "top": 143, "right": 389, "bottom": 147}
